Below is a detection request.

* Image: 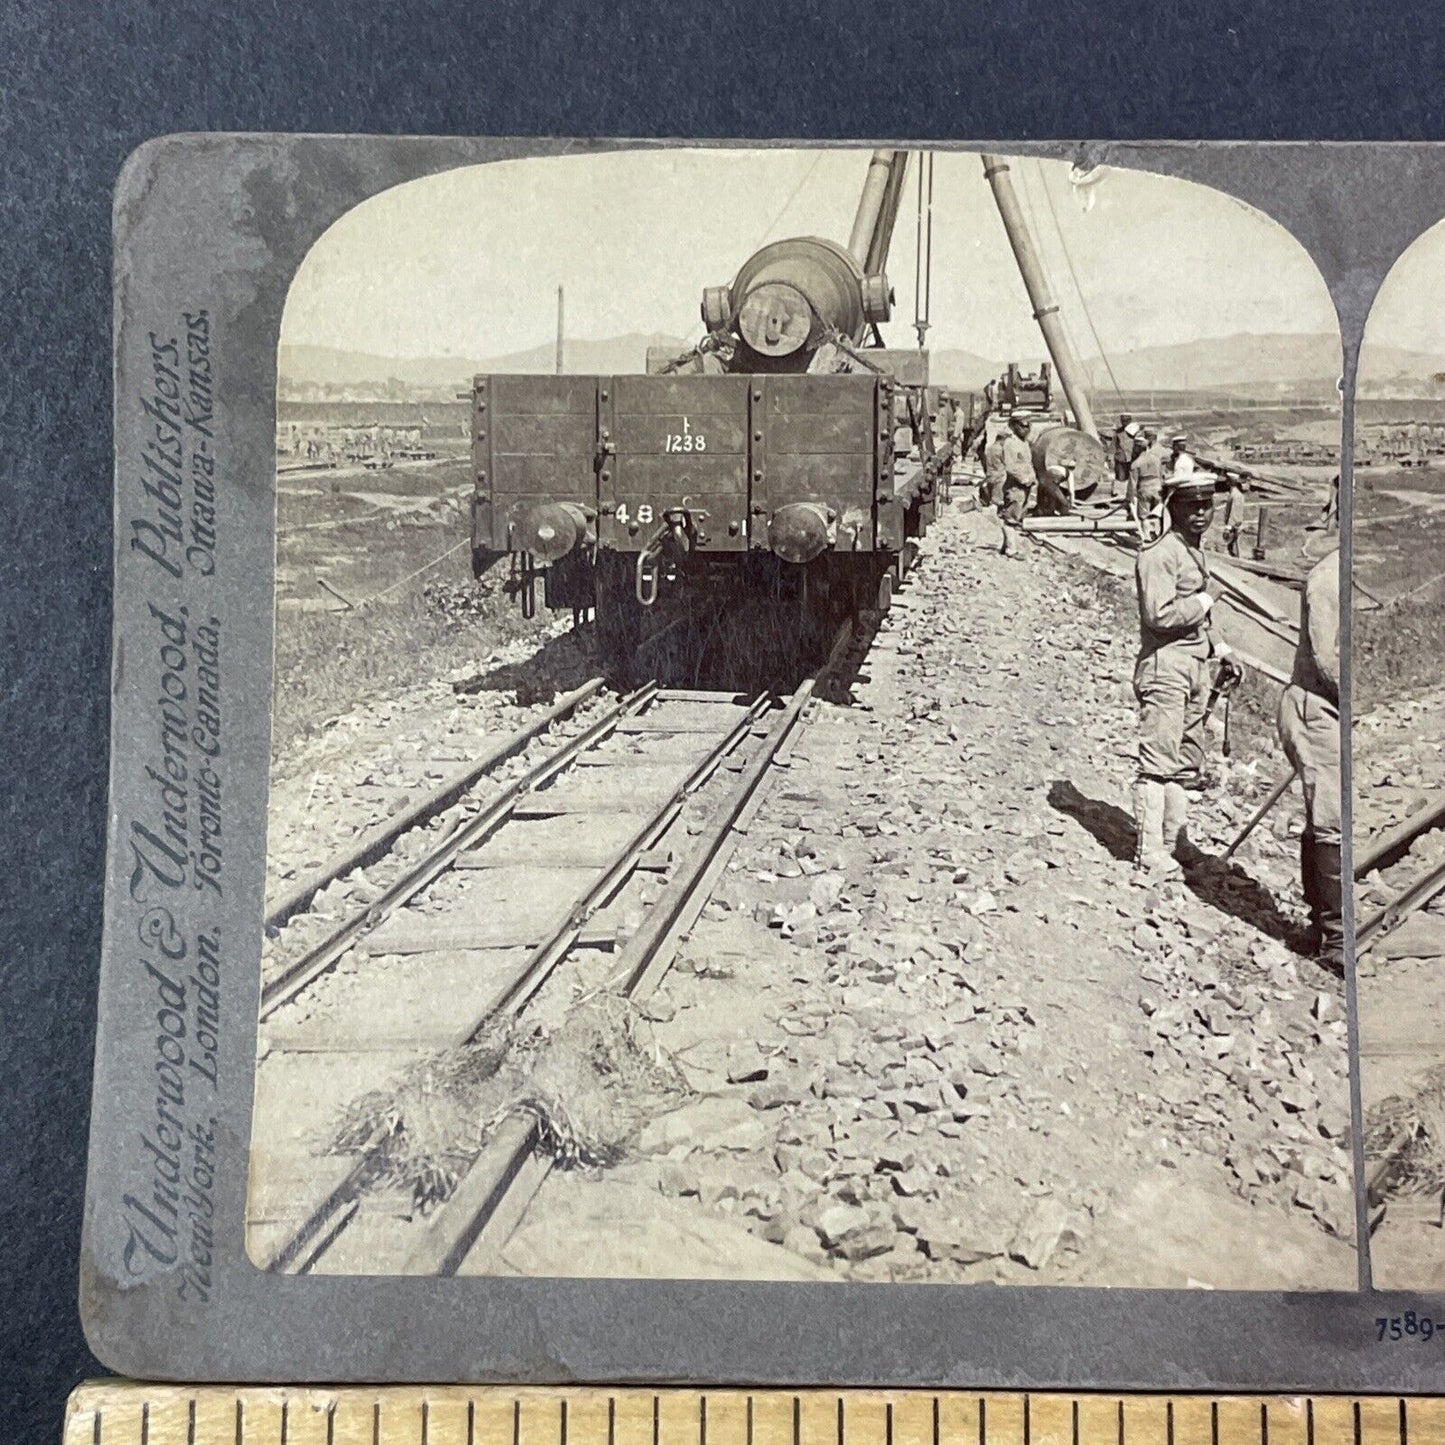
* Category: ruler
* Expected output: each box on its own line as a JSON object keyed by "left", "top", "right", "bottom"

{"left": 61, "top": 1384, "right": 1432, "bottom": 1445}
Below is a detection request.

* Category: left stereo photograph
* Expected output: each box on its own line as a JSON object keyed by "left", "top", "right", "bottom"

{"left": 85, "top": 137, "right": 1381, "bottom": 1390}
{"left": 243, "top": 146, "right": 1350, "bottom": 1288}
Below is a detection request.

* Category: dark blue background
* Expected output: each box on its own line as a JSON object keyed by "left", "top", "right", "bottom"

{"left": 3, "top": 2, "right": 1441, "bottom": 1439}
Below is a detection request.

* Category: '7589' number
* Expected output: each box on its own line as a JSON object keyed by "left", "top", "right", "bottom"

{"left": 1377, "top": 1312, "right": 1437, "bottom": 1340}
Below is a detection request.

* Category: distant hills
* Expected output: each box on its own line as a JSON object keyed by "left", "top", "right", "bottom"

{"left": 280, "top": 335, "right": 692, "bottom": 396}
{"left": 279, "top": 332, "right": 1445, "bottom": 400}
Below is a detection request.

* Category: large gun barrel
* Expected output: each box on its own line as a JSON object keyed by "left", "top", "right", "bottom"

{"left": 702, "top": 235, "right": 894, "bottom": 372}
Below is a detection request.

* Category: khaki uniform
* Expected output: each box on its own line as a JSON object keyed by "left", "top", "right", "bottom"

{"left": 1278, "top": 553, "right": 1340, "bottom": 849}
{"left": 982, "top": 434, "right": 1006, "bottom": 505}
{"left": 1133, "top": 530, "right": 1215, "bottom": 783}
{"left": 1128, "top": 445, "right": 1166, "bottom": 538}
{"left": 936, "top": 400, "right": 955, "bottom": 449}
{"left": 999, "top": 433, "right": 1034, "bottom": 525}
{"left": 1113, "top": 427, "right": 1138, "bottom": 483}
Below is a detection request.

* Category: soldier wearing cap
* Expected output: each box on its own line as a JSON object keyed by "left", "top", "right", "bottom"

{"left": 1166, "top": 434, "right": 1195, "bottom": 479}
{"left": 980, "top": 427, "right": 1006, "bottom": 507}
{"left": 1279, "top": 549, "right": 1342, "bottom": 969}
{"left": 1036, "top": 461, "right": 1074, "bottom": 516}
{"left": 1114, "top": 414, "right": 1141, "bottom": 490}
{"left": 998, "top": 412, "right": 1035, "bottom": 557}
{"left": 935, "top": 394, "right": 955, "bottom": 454}
{"left": 1131, "top": 471, "right": 1231, "bottom": 877}
{"left": 1127, "top": 426, "right": 1165, "bottom": 540}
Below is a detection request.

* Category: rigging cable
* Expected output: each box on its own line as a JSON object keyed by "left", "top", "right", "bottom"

{"left": 679, "top": 152, "right": 828, "bottom": 351}
{"left": 756, "top": 151, "right": 826, "bottom": 251}
{"left": 1033, "top": 160, "right": 1128, "bottom": 411}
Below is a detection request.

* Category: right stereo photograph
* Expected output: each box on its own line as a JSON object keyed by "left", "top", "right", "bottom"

{"left": 1354, "top": 219, "right": 1445, "bottom": 1287}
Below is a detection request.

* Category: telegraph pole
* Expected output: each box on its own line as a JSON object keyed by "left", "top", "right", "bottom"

{"left": 555, "top": 285, "right": 564, "bottom": 374}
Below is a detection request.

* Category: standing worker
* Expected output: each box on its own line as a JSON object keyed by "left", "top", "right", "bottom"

{"left": 998, "top": 412, "right": 1036, "bottom": 557}
{"left": 1127, "top": 426, "right": 1166, "bottom": 539}
{"left": 1166, "top": 434, "right": 1195, "bottom": 479}
{"left": 1113, "top": 414, "right": 1136, "bottom": 489}
{"left": 1132, "top": 474, "right": 1238, "bottom": 877}
{"left": 1278, "top": 550, "right": 1342, "bottom": 970}
{"left": 980, "top": 425, "right": 1006, "bottom": 507}
{"left": 954, "top": 398, "right": 974, "bottom": 453}
{"left": 936, "top": 394, "right": 955, "bottom": 454}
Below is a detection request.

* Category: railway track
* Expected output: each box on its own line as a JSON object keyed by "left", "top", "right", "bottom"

{"left": 1355, "top": 796, "right": 1445, "bottom": 1235}
{"left": 248, "top": 622, "right": 859, "bottom": 1276}
{"left": 1355, "top": 796, "right": 1445, "bottom": 959}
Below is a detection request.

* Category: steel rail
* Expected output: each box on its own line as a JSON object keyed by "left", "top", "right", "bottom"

{"left": 1355, "top": 796, "right": 1445, "bottom": 880}
{"left": 258, "top": 683, "right": 657, "bottom": 1021}
{"left": 261, "top": 684, "right": 661, "bottom": 1273}
{"left": 404, "top": 680, "right": 818, "bottom": 1277}
{"left": 274, "top": 691, "right": 768, "bottom": 1277}
{"left": 459, "top": 691, "right": 773, "bottom": 1038}
{"left": 264, "top": 678, "right": 606, "bottom": 932}
{"left": 1357, "top": 855, "right": 1445, "bottom": 955}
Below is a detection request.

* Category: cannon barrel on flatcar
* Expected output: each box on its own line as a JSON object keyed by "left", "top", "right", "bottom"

{"left": 701, "top": 236, "right": 893, "bottom": 373}
{"left": 470, "top": 150, "right": 933, "bottom": 636}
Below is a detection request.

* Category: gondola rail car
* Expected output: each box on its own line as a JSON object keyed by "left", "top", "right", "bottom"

{"left": 468, "top": 367, "right": 940, "bottom": 625}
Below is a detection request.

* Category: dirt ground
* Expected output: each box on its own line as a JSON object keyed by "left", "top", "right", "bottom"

{"left": 271, "top": 454, "right": 558, "bottom": 758}
{"left": 259, "top": 457, "right": 1355, "bottom": 1288}
{"left": 1354, "top": 682, "right": 1445, "bottom": 1288}
{"left": 500, "top": 505, "right": 1355, "bottom": 1288}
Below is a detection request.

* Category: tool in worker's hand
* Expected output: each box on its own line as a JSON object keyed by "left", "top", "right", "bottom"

{"left": 1221, "top": 770, "right": 1295, "bottom": 859}
{"left": 1202, "top": 654, "right": 1245, "bottom": 756}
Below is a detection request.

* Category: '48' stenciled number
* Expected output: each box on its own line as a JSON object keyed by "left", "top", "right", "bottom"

{"left": 614, "top": 503, "right": 654, "bottom": 526}
{"left": 664, "top": 433, "right": 707, "bottom": 452}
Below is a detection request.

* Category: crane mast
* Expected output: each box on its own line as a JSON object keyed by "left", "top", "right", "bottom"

{"left": 980, "top": 153, "right": 1100, "bottom": 441}
{"left": 848, "top": 149, "right": 911, "bottom": 277}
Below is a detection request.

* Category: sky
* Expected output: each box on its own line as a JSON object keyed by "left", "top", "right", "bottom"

{"left": 280, "top": 147, "right": 1341, "bottom": 364}
{"left": 1361, "top": 215, "right": 1445, "bottom": 367}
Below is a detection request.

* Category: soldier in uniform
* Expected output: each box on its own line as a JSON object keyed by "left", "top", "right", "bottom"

{"left": 1132, "top": 473, "right": 1237, "bottom": 877}
{"left": 1113, "top": 414, "right": 1137, "bottom": 490}
{"left": 1127, "top": 426, "right": 1165, "bottom": 539}
{"left": 1279, "top": 550, "right": 1342, "bottom": 970}
{"left": 980, "top": 426, "right": 1006, "bottom": 507}
{"left": 998, "top": 412, "right": 1035, "bottom": 557}
{"left": 1166, "top": 434, "right": 1195, "bottom": 479}
{"left": 935, "top": 395, "right": 955, "bottom": 453}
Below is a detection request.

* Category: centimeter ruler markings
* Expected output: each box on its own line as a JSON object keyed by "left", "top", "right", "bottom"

{"left": 62, "top": 1387, "right": 1438, "bottom": 1445}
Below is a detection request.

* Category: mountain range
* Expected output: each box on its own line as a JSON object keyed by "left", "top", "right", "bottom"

{"left": 279, "top": 333, "right": 1445, "bottom": 398}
